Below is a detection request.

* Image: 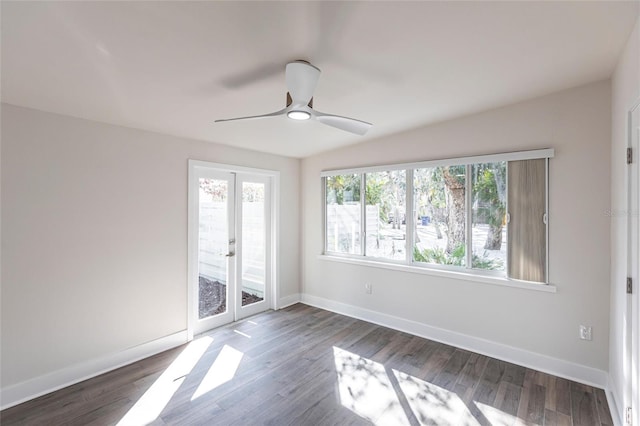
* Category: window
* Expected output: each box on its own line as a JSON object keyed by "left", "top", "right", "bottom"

{"left": 471, "top": 162, "right": 506, "bottom": 271}
{"left": 326, "top": 174, "right": 361, "bottom": 254}
{"left": 414, "top": 166, "right": 466, "bottom": 267}
{"left": 365, "top": 170, "right": 406, "bottom": 260}
{"left": 322, "top": 150, "right": 552, "bottom": 284}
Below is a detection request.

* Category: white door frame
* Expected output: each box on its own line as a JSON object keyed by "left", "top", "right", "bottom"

{"left": 187, "top": 160, "right": 280, "bottom": 341}
{"left": 627, "top": 99, "right": 640, "bottom": 426}
{"left": 235, "top": 173, "right": 273, "bottom": 320}
{"left": 190, "top": 168, "right": 237, "bottom": 334}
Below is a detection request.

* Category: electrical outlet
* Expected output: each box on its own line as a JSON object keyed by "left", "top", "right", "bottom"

{"left": 365, "top": 283, "right": 372, "bottom": 294}
{"left": 579, "top": 325, "right": 592, "bottom": 341}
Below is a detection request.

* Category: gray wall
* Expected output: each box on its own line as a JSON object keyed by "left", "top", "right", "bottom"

{"left": 302, "top": 81, "right": 612, "bottom": 371}
{"left": 0, "top": 105, "right": 300, "bottom": 388}
{"left": 609, "top": 15, "right": 639, "bottom": 424}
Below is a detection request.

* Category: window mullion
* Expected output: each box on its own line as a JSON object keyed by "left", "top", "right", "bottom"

{"left": 465, "top": 164, "right": 472, "bottom": 269}
{"left": 505, "top": 163, "right": 509, "bottom": 275}
{"left": 545, "top": 158, "right": 549, "bottom": 283}
{"left": 406, "top": 169, "right": 414, "bottom": 265}
{"left": 322, "top": 177, "right": 327, "bottom": 254}
{"left": 361, "top": 174, "right": 366, "bottom": 256}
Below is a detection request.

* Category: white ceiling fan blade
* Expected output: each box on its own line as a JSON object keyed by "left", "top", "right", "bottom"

{"left": 313, "top": 111, "right": 372, "bottom": 135}
{"left": 286, "top": 61, "right": 321, "bottom": 106}
{"left": 215, "top": 108, "right": 287, "bottom": 123}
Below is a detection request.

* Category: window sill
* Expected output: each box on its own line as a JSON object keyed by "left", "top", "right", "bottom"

{"left": 317, "top": 254, "right": 557, "bottom": 293}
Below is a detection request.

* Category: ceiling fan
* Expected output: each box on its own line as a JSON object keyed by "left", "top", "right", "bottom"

{"left": 215, "top": 60, "right": 372, "bottom": 135}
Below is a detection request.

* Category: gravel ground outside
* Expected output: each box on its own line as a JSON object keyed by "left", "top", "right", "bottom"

{"left": 199, "top": 276, "right": 263, "bottom": 318}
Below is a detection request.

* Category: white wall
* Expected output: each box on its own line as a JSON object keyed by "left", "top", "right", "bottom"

{"left": 609, "top": 15, "right": 640, "bottom": 425}
{"left": 0, "top": 105, "right": 300, "bottom": 391}
{"left": 302, "top": 81, "right": 612, "bottom": 380}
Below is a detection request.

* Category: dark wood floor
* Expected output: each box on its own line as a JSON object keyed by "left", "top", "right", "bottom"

{"left": 1, "top": 304, "right": 613, "bottom": 425}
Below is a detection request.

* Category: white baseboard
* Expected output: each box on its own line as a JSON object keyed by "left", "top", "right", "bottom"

{"left": 300, "top": 293, "right": 608, "bottom": 389}
{"left": 277, "top": 293, "right": 301, "bottom": 309}
{"left": 606, "top": 375, "right": 623, "bottom": 426}
{"left": 0, "top": 330, "right": 188, "bottom": 411}
{"left": 1, "top": 298, "right": 612, "bottom": 414}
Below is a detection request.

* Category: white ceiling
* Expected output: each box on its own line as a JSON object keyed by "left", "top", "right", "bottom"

{"left": 2, "top": 1, "right": 638, "bottom": 158}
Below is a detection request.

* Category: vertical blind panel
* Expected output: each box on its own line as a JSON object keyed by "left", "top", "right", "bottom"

{"left": 508, "top": 159, "right": 546, "bottom": 283}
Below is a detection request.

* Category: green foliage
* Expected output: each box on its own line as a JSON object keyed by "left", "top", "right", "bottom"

{"left": 364, "top": 171, "right": 406, "bottom": 223}
{"left": 446, "top": 165, "right": 466, "bottom": 186}
{"left": 414, "top": 167, "right": 446, "bottom": 219}
{"left": 200, "top": 179, "right": 228, "bottom": 202}
{"left": 326, "top": 174, "right": 361, "bottom": 204}
{"left": 472, "top": 251, "right": 504, "bottom": 270}
{"left": 413, "top": 245, "right": 503, "bottom": 270}
{"left": 413, "top": 244, "right": 465, "bottom": 266}
{"left": 365, "top": 177, "right": 384, "bottom": 205}
{"left": 365, "top": 173, "right": 388, "bottom": 222}
{"left": 473, "top": 163, "right": 506, "bottom": 227}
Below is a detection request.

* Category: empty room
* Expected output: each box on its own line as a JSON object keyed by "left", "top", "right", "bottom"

{"left": 1, "top": 1, "right": 639, "bottom": 425}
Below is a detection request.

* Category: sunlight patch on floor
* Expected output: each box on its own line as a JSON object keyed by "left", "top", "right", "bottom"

{"left": 191, "top": 344, "right": 244, "bottom": 400}
{"left": 333, "top": 346, "right": 408, "bottom": 424}
{"left": 117, "top": 336, "right": 212, "bottom": 426}
{"left": 233, "top": 329, "right": 251, "bottom": 338}
{"left": 332, "top": 346, "right": 526, "bottom": 425}
{"left": 393, "top": 369, "right": 478, "bottom": 425}
{"left": 475, "top": 402, "right": 518, "bottom": 426}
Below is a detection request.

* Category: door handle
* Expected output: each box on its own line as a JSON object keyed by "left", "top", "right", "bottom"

{"left": 226, "top": 251, "right": 235, "bottom": 257}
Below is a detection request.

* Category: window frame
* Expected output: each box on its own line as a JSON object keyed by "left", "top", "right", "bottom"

{"left": 324, "top": 173, "right": 364, "bottom": 256}
{"left": 362, "top": 170, "right": 409, "bottom": 263}
{"left": 321, "top": 149, "right": 553, "bottom": 285}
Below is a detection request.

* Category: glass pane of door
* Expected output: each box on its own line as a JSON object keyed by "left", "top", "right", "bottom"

{"left": 198, "top": 178, "right": 230, "bottom": 319}
{"left": 240, "top": 181, "right": 265, "bottom": 307}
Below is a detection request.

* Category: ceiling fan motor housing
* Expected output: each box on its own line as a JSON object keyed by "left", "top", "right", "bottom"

{"left": 286, "top": 92, "right": 313, "bottom": 108}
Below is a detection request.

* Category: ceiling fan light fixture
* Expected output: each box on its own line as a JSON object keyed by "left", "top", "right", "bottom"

{"left": 287, "top": 110, "right": 311, "bottom": 121}
{"left": 215, "top": 61, "right": 372, "bottom": 135}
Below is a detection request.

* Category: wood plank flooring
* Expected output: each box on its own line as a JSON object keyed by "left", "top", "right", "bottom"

{"left": 1, "top": 304, "right": 613, "bottom": 425}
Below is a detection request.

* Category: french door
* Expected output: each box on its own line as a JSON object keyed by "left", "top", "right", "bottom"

{"left": 188, "top": 161, "right": 273, "bottom": 336}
